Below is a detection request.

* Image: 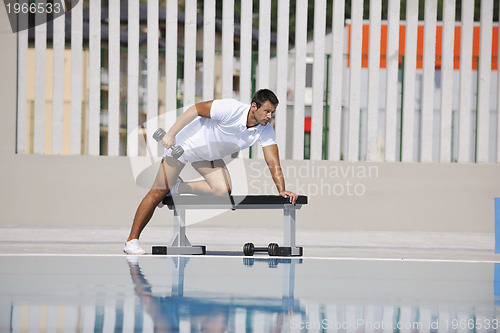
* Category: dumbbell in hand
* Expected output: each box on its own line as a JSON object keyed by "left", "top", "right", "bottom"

{"left": 152, "top": 128, "right": 184, "bottom": 159}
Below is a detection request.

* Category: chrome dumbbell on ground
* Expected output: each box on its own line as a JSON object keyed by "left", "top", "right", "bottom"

{"left": 152, "top": 128, "right": 184, "bottom": 159}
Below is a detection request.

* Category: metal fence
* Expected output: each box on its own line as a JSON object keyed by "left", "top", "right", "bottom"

{"left": 16, "top": 0, "right": 500, "bottom": 163}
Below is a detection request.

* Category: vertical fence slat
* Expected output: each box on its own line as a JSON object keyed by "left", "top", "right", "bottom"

{"left": 239, "top": 0, "right": 252, "bottom": 104}
{"left": 88, "top": 1, "right": 101, "bottom": 155}
{"left": 440, "top": 0, "right": 456, "bottom": 163}
{"left": 310, "top": 0, "right": 326, "bottom": 161}
{"left": 476, "top": 0, "right": 493, "bottom": 163}
{"left": 367, "top": 0, "right": 382, "bottom": 161}
{"left": 258, "top": 0, "right": 271, "bottom": 89}
{"left": 222, "top": 0, "right": 234, "bottom": 99}
{"left": 70, "top": 0, "right": 83, "bottom": 155}
{"left": 293, "top": 0, "right": 308, "bottom": 160}
{"left": 108, "top": 0, "right": 120, "bottom": 156}
{"left": 254, "top": 0, "right": 271, "bottom": 159}
{"left": 458, "top": 0, "right": 474, "bottom": 163}
{"left": 239, "top": 0, "right": 252, "bottom": 159}
{"left": 328, "top": 0, "right": 344, "bottom": 161}
{"left": 421, "top": 0, "right": 437, "bottom": 163}
{"left": 384, "top": 0, "right": 400, "bottom": 162}
{"left": 17, "top": 0, "right": 28, "bottom": 154}
{"left": 203, "top": 0, "right": 215, "bottom": 101}
{"left": 147, "top": 0, "right": 159, "bottom": 152}
{"left": 275, "top": 0, "right": 290, "bottom": 155}
{"left": 52, "top": 9, "right": 65, "bottom": 155}
{"left": 183, "top": 0, "right": 197, "bottom": 107}
{"left": 127, "top": 0, "right": 139, "bottom": 157}
{"left": 348, "top": 0, "right": 363, "bottom": 162}
{"left": 34, "top": 2, "right": 47, "bottom": 155}
{"left": 165, "top": 1, "right": 178, "bottom": 128}
{"left": 401, "top": 0, "right": 418, "bottom": 162}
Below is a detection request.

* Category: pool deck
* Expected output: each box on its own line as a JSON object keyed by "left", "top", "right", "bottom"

{"left": 0, "top": 226, "right": 498, "bottom": 262}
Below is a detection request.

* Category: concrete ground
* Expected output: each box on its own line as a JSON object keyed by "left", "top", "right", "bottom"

{"left": 0, "top": 226, "right": 498, "bottom": 262}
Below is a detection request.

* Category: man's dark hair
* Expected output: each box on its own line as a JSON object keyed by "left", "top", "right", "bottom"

{"left": 251, "top": 89, "right": 279, "bottom": 109}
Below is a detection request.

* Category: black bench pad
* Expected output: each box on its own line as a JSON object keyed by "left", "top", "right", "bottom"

{"left": 162, "top": 195, "right": 308, "bottom": 208}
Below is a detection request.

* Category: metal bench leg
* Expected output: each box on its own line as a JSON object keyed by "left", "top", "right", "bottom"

{"left": 283, "top": 207, "right": 303, "bottom": 256}
{"left": 153, "top": 208, "right": 205, "bottom": 255}
{"left": 168, "top": 208, "right": 191, "bottom": 247}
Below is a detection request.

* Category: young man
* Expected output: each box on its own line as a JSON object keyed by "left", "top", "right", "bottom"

{"left": 124, "top": 89, "right": 298, "bottom": 255}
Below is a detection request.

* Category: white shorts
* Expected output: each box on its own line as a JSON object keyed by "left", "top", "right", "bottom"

{"left": 163, "top": 143, "right": 237, "bottom": 164}
{"left": 163, "top": 147, "right": 197, "bottom": 164}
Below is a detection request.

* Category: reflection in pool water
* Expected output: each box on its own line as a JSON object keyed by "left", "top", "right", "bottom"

{"left": 126, "top": 257, "right": 303, "bottom": 332}
{"left": 2, "top": 256, "right": 497, "bottom": 332}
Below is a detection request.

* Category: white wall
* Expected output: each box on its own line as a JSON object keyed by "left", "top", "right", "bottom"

{"left": 0, "top": 154, "right": 499, "bottom": 233}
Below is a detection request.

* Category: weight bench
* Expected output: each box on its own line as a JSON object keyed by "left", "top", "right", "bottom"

{"left": 152, "top": 195, "right": 308, "bottom": 256}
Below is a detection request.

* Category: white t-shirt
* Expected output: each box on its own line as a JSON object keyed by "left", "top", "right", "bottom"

{"left": 165, "top": 99, "right": 277, "bottom": 163}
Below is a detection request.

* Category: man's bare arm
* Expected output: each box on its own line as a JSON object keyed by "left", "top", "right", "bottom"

{"left": 162, "top": 101, "right": 213, "bottom": 148}
{"left": 262, "top": 144, "right": 298, "bottom": 204}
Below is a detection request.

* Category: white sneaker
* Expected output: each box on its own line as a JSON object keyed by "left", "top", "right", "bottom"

{"left": 157, "top": 177, "right": 183, "bottom": 208}
{"left": 123, "top": 239, "right": 146, "bottom": 255}
{"left": 169, "top": 177, "right": 183, "bottom": 196}
{"left": 158, "top": 177, "right": 184, "bottom": 208}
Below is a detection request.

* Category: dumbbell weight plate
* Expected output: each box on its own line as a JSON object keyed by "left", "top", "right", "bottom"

{"left": 243, "top": 243, "right": 254, "bottom": 256}
{"left": 268, "top": 243, "right": 279, "bottom": 256}
{"left": 153, "top": 128, "right": 166, "bottom": 142}
{"left": 170, "top": 145, "right": 184, "bottom": 159}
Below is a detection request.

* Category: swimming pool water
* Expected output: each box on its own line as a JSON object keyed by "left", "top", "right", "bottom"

{"left": 0, "top": 255, "right": 497, "bottom": 332}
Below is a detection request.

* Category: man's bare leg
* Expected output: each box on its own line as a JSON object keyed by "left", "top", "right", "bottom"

{"left": 178, "top": 160, "right": 232, "bottom": 196}
{"left": 127, "top": 157, "right": 185, "bottom": 242}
